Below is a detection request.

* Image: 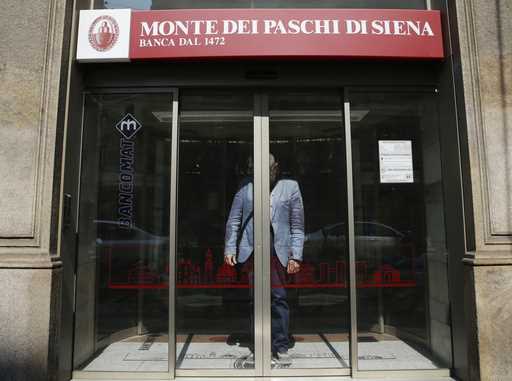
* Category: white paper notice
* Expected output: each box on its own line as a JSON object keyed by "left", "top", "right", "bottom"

{"left": 379, "top": 140, "right": 413, "bottom": 183}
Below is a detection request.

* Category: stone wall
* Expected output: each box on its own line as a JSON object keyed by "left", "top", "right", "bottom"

{"left": 0, "top": 0, "right": 68, "bottom": 380}
{"left": 454, "top": 0, "right": 512, "bottom": 379}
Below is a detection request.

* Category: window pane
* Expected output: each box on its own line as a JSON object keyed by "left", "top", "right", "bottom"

{"left": 175, "top": 90, "right": 255, "bottom": 369}
{"left": 74, "top": 93, "right": 172, "bottom": 372}
{"left": 268, "top": 90, "right": 350, "bottom": 369}
{"left": 351, "top": 91, "right": 452, "bottom": 371}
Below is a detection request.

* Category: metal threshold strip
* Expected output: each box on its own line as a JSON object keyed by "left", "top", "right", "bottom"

{"left": 72, "top": 376, "right": 456, "bottom": 381}
{"left": 72, "top": 367, "right": 453, "bottom": 380}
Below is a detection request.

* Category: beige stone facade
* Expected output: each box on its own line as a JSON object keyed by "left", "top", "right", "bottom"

{"left": 0, "top": 0, "right": 68, "bottom": 380}
{"left": 0, "top": 0, "right": 510, "bottom": 380}
{"left": 454, "top": 0, "right": 512, "bottom": 379}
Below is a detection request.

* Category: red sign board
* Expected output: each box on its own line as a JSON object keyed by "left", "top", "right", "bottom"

{"left": 77, "top": 9, "right": 444, "bottom": 62}
{"left": 131, "top": 9, "right": 443, "bottom": 60}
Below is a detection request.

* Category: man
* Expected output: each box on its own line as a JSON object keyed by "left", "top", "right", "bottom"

{"left": 224, "top": 153, "right": 305, "bottom": 366}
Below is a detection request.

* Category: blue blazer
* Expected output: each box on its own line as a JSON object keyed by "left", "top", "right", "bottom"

{"left": 224, "top": 179, "right": 305, "bottom": 267}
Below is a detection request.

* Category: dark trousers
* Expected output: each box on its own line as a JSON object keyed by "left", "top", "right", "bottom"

{"left": 240, "top": 249, "right": 289, "bottom": 354}
{"left": 270, "top": 253, "right": 289, "bottom": 353}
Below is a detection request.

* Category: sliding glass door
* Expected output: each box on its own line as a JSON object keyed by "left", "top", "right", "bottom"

{"left": 173, "top": 90, "right": 351, "bottom": 377}
{"left": 264, "top": 91, "right": 350, "bottom": 375}
{"left": 74, "top": 91, "right": 174, "bottom": 374}
{"left": 347, "top": 89, "right": 452, "bottom": 374}
{"left": 174, "top": 90, "right": 257, "bottom": 373}
{"left": 72, "top": 87, "right": 451, "bottom": 379}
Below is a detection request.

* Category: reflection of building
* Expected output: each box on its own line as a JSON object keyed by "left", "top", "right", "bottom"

{"left": 336, "top": 261, "right": 345, "bottom": 283}
{"left": 176, "top": 250, "right": 354, "bottom": 287}
{"left": 215, "top": 263, "right": 237, "bottom": 284}
{"left": 372, "top": 264, "right": 401, "bottom": 284}
{"left": 316, "top": 261, "right": 346, "bottom": 285}
{"left": 294, "top": 263, "right": 315, "bottom": 284}
{"left": 356, "top": 262, "right": 368, "bottom": 284}
{"left": 319, "top": 262, "right": 328, "bottom": 283}
{"left": 172, "top": 253, "right": 421, "bottom": 290}
{"left": 204, "top": 248, "right": 214, "bottom": 284}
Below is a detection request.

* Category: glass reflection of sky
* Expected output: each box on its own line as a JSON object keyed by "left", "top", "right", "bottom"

{"left": 103, "top": 0, "right": 152, "bottom": 9}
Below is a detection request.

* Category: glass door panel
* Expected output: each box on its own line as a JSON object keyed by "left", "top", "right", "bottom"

{"left": 72, "top": 88, "right": 454, "bottom": 378}
{"left": 74, "top": 93, "right": 173, "bottom": 373}
{"left": 266, "top": 91, "right": 350, "bottom": 370}
{"left": 175, "top": 90, "right": 256, "bottom": 370}
{"left": 349, "top": 91, "right": 452, "bottom": 371}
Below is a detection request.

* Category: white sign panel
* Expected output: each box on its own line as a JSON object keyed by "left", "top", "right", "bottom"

{"left": 379, "top": 140, "right": 414, "bottom": 183}
{"left": 77, "top": 9, "right": 131, "bottom": 62}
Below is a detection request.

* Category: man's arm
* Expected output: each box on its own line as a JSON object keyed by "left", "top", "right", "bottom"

{"left": 289, "top": 181, "right": 305, "bottom": 263}
{"left": 224, "top": 185, "right": 245, "bottom": 264}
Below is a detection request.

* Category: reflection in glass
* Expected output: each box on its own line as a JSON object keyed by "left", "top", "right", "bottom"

{"left": 351, "top": 92, "right": 452, "bottom": 370}
{"left": 74, "top": 94, "right": 172, "bottom": 372}
{"left": 268, "top": 91, "right": 350, "bottom": 369}
{"left": 175, "top": 91, "right": 255, "bottom": 369}
{"left": 96, "top": 0, "right": 425, "bottom": 10}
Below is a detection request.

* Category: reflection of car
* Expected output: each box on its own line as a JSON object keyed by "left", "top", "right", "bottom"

{"left": 305, "top": 221, "right": 406, "bottom": 248}
{"left": 95, "top": 219, "right": 169, "bottom": 247}
{"left": 94, "top": 220, "right": 169, "bottom": 287}
{"left": 306, "top": 220, "right": 405, "bottom": 239}
{"left": 304, "top": 221, "right": 412, "bottom": 275}
{"left": 303, "top": 221, "right": 420, "bottom": 314}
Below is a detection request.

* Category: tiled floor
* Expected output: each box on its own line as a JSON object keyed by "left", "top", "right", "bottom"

{"left": 81, "top": 333, "right": 441, "bottom": 372}
{"left": 176, "top": 333, "right": 348, "bottom": 369}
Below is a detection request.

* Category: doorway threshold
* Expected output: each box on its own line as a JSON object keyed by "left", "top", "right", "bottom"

{"left": 72, "top": 377, "right": 457, "bottom": 381}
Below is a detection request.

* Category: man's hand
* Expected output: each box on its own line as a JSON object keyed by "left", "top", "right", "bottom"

{"left": 287, "top": 259, "right": 301, "bottom": 274}
{"left": 225, "top": 254, "right": 237, "bottom": 266}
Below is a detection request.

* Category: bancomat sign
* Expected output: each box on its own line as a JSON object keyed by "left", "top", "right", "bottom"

{"left": 77, "top": 8, "right": 444, "bottom": 62}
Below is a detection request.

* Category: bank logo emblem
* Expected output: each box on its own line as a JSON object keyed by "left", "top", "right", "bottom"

{"left": 116, "top": 114, "right": 142, "bottom": 139}
{"left": 88, "top": 15, "right": 119, "bottom": 52}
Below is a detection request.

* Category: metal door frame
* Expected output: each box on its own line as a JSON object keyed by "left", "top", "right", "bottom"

{"left": 173, "top": 92, "right": 263, "bottom": 378}
{"left": 173, "top": 90, "right": 353, "bottom": 378}
{"left": 343, "top": 88, "right": 451, "bottom": 380}
{"left": 72, "top": 87, "right": 179, "bottom": 381}
{"left": 256, "top": 92, "right": 352, "bottom": 378}
{"left": 70, "top": 87, "right": 453, "bottom": 381}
